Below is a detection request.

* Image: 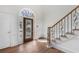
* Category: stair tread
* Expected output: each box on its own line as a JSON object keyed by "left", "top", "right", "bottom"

{"left": 73, "top": 29, "right": 79, "bottom": 31}
{"left": 55, "top": 39, "right": 63, "bottom": 44}
{"left": 55, "top": 38, "right": 61, "bottom": 40}
{"left": 61, "top": 35, "right": 67, "bottom": 38}
{"left": 66, "top": 32, "right": 74, "bottom": 35}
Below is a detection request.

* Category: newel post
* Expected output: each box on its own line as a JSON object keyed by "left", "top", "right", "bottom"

{"left": 47, "top": 27, "right": 51, "bottom": 46}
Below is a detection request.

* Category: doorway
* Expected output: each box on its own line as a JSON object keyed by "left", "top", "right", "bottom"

{"left": 23, "top": 17, "right": 33, "bottom": 43}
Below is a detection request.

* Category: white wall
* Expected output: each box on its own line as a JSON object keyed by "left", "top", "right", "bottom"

{"left": 0, "top": 5, "right": 76, "bottom": 40}
{"left": 0, "top": 5, "right": 77, "bottom": 49}
{"left": 0, "top": 13, "right": 10, "bottom": 48}
{"left": 0, "top": 5, "right": 43, "bottom": 49}
{"left": 41, "top": 5, "right": 76, "bottom": 38}
{"left": 0, "top": 13, "right": 18, "bottom": 48}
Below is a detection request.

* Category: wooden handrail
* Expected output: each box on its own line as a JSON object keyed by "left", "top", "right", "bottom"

{"left": 47, "top": 6, "right": 79, "bottom": 46}
{"left": 52, "top": 5, "right": 79, "bottom": 28}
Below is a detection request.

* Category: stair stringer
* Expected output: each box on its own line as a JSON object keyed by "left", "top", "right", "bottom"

{"left": 50, "top": 36, "right": 79, "bottom": 53}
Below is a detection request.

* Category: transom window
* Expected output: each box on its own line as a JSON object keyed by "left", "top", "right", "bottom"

{"left": 19, "top": 8, "right": 34, "bottom": 17}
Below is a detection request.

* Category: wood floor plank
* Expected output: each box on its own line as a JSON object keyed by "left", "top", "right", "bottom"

{"left": 0, "top": 40, "right": 63, "bottom": 53}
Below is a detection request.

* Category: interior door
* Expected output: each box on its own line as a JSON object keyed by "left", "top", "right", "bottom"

{"left": 0, "top": 14, "right": 11, "bottom": 48}
{"left": 23, "top": 18, "right": 33, "bottom": 42}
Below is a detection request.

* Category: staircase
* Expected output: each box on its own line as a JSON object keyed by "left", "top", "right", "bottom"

{"left": 47, "top": 6, "right": 79, "bottom": 52}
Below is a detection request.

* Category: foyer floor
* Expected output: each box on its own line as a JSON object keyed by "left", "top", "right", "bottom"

{"left": 0, "top": 40, "right": 63, "bottom": 53}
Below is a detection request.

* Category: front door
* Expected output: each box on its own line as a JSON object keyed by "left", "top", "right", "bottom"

{"left": 23, "top": 18, "right": 33, "bottom": 43}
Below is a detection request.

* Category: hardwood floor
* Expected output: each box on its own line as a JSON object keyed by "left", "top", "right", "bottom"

{"left": 0, "top": 40, "right": 63, "bottom": 53}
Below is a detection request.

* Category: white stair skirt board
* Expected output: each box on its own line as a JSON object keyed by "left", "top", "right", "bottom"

{"left": 51, "top": 43, "right": 73, "bottom": 53}
{"left": 51, "top": 37, "right": 79, "bottom": 53}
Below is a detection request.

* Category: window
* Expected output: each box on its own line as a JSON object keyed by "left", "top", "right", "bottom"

{"left": 19, "top": 8, "right": 34, "bottom": 17}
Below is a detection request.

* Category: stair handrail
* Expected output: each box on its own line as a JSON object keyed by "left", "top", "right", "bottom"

{"left": 47, "top": 5, "right": 79, "bottom": 46}
{"left": 52, "top": 6, "right": 79, "bottom": 28}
